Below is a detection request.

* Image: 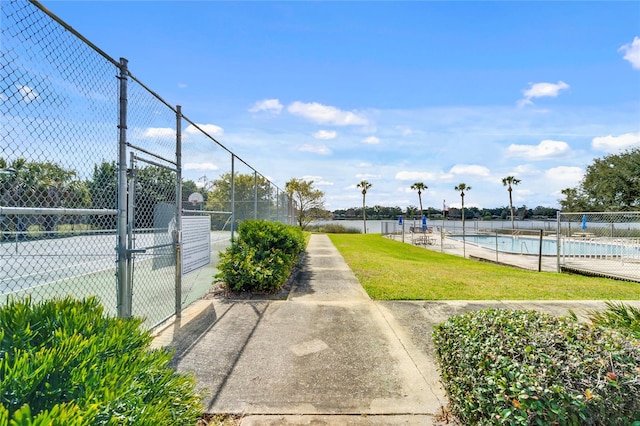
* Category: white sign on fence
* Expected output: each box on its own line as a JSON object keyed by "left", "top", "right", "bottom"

{"left": 181, "top": 216, "right": 211, "bottom": 275}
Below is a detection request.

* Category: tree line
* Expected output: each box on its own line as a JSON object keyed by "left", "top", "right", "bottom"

{"left": 2, "top": 148, "right": 637, "bottom": 233}
{"left": 0, "top": 158, "right": 290, "bottom": 234}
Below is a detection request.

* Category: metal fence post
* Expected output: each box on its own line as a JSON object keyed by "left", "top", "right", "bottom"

{"left": 268, "top": 182, "right": 272, "bottom": 221}
{"left": 275, "top": 187, "right": 279, "bottom": 222}
{"left": 126, "top": 152, "right": 136, "bottom": 315}
{"left": 231, "top": 154, "right": 235, "bottom": 241}
{"left": 116, "top": 57, "right": 131, "bottom": 319}
{"left": 556, "top": 211, "right": 561, "bottom": 273}
{"left": 254, "top": 170, "right": 258, "bottom": 220}
{"left": 175, "top": 105, "right": 183, "bottom": 318}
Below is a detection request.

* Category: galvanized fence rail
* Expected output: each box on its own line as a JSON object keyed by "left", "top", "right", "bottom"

{"left": 1, "top": 0, "right": 295, "bottom": 329}
{"left": 557, "top": 212, "right": 640, "bottom": 282}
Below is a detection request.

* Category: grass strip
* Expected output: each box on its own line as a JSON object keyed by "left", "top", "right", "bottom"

{"left": 329, "top": 234, "right": 640, "bottom": 300}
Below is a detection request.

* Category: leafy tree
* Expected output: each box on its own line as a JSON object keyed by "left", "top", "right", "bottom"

{"left": 134, "top": 165, "right": 177, "bottom": 229}
{"left": 206, "top": 172, "right": 274, "bottom": 229}
{"left": 86, "top": 161, "right": 118, "bottom": 229}
{"left": 559, "top": 187, "right": 587, "bottom": 212}
{"left": 532, "top": 206, "right": 559, "bottom": 218}
{"left": 0, "top": 158, "right": 89, "bottom": 234}
{"left": 285, "top": 178, "right": 326, "bottom": 230}
{"left": 356, "top": 180, "right": 372, "bottom": 234}
{"left": 181, "top": 179, "right": 208, "bottom": 209}
{"left": 582, "top": 148, "right": 640, "bottom": 211}
{"left": 560, "top": 148, "right": 640, "bottom": 211}
{"left": 502, "top": 176, "right": 521, "bottom": 229}
{"left": 411, "top": 182, "right": 428, "bottom": 217}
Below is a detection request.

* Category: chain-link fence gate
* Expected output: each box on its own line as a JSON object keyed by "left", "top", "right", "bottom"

{"left": 557, "top": 212, "right": 640, "bottom": 282}
{"left": 1, "top": 0, "right": 295, "bottom": 329}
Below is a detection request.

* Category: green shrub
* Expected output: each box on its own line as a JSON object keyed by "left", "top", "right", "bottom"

{"left": 433, "top": 309, "right": 640, "bottom": 425}
{"left": 0, "top": 296, "right": 201, "bottom": 425}
{"left": 216, "top": 220, "right": 305, "bottom": 293}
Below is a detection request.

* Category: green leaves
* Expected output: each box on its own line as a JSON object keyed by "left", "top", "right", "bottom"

{"left": 433, "top": 309, "right": 640, "bottom": 425}
{"left": 216, "top": 220, "right": 305, "bottom": 293}
{"left": 0, "top": 297, "right": 201, "bottom": 425}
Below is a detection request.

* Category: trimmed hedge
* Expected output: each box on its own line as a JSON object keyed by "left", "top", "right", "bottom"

{"left": 216, "top": 220, "right": 305, "bottom": 293}
{"left": 0, "top": 296, "right": 201, "bottom": 425}
{"left": 433, "top": 308, "right": 640, "bottom": 425}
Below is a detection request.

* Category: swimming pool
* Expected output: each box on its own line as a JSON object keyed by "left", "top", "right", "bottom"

{"left": 448, "top": 235, "right": 640, "bottom": 257}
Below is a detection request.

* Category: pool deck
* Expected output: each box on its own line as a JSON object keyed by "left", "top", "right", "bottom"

{"left": 389, "top": 232, "right": 640, "bottom": 281}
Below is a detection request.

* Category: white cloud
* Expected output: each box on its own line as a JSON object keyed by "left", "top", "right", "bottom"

{"left": 249, "top": 98, "right": 283, "bottom": 114}
{"left": 355, "top": 173, "right": 380, "bottom": 179}
{"left": 357, "top": 162, "right": 373, "bottom": 168}
{"left": 543, "top": 166, "right": 583, "bottom": 187}
{"left": 506, "top": 139, "right": 571, "bottom": 160}
{"left": 511, "top": 164, "right": 542, "bottom": 176}
{"left": 17, "top": 84, "right": 39, "bottom": 103}
{"left": 301, "top": 175, "right": 334, "bottom": 185}
{"left": 449, "top": 164, "right": 491, "bottom": 177}
{"left": 298, "top": 144, "right": 331, "bottom": 155}
{"left": 288, "top": 101, "right": 369, "bottom": 126}
{"left": 184, "top": 162, "right": 219, "bottom": 171}
{"left": 143, "top": 127, "right": 174, "bottom": 138}
{"left": 518, "top": 81, "right": 569, "bottom": 107}
{"left": 395, "top": 171, "right": 437, "bottom": 181}
{"left": 185, "top": 123, "right": 224, "bottom": 137}
{"left": 178, "top": 83, "right": 187, "bottom": 89}
{"left": 313, "top": 130, "right": 337, "bottom": 140}
{"left": 592, "top": 132, "right": 640, "bottom": 152}
{"left": 362, "top": 136, "right": 380, "bottom": 144}
{"left": 619, "top": 37, "right": 640, "bottom": 70}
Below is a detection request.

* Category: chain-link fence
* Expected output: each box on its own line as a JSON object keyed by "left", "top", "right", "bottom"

{"left": 382, "top": 214, "right": 640, "bottom": 280}
{"left": 1, "top": 0, "right": 295, "bottom": 329}
{"left": 558, "top": 212, "right": 640, "bottom": 282}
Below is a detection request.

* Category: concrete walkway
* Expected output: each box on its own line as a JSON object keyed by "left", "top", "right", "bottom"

{"left": 152, "top": 234, "right": 640, "bottom": 425}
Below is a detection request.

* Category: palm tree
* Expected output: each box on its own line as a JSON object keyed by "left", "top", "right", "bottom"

{"left": 455, "top": 183, "right": 471, "bottom": 257}
{"left": 410, "top": 182, "right": 427, "bottom": 218}
{"left": 454, "top": 182, "right": 471, "bottom": 230}
{"left": 356, "top": 180, "right": 372, "bottom": 234}
{"left": 502, "top": 176, "right": 521, "bottom": 230}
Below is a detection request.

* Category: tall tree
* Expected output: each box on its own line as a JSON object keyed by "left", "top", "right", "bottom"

{"left": 454, "top": 183, "right": 471, "bottom": 229}
{"left": 1, "top": 158, "right": 89, "bottom": 233}
{"left": 559, "top": 187, "right": 587, "bottom": 212}
{"left": 356, "top": 180, "right": 372, "bottom": 234}
{"left": 411, "top": 182, "right": 428, "bottom": 218}
{"left": 285, "top": 178, "right": 326, "bottom": 230}
{"left": 206, "top": 172, "right": 274, "bottom": 229}
{"left": 559, "top": 148, "right": 640, "bottom": 211}
{"left": 454, "top": 183, "right": 471, "bottom": 257}
{"left": 501, "top": 176, "right": 521, "bottom": 230}
{"left": 582, "top": 148, "right": 640, "bottom": 211}
{"left": 86, "top": 161, "right": 118, "bottom": 229}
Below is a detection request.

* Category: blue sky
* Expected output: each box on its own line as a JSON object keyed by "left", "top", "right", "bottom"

{"left": 42, "top": 1, "right": 640, "bottom": 211}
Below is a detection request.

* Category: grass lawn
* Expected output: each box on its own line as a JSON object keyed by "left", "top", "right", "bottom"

{"left": 329, "top": 234, "right": 640, "bottom": 300}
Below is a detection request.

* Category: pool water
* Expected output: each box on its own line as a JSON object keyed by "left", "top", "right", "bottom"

{"left": 448, "top": 235, "right": 640, "bottom": 257}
